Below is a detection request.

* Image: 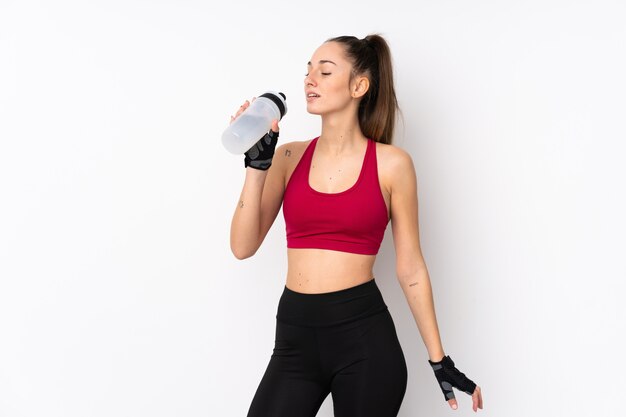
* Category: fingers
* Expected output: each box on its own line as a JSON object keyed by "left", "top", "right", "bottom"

{"left": 230, "top": 99, "right": 252, "bottom": 124}
{"left": 447, "top": 398, "right": 458, "bottom": 410}
{"left": 448, "top": 386, "right": 483, "bottom": 412}
{"left": 270, "top": 119, "right": 280, "bottom": 133}
{"left": 237, "top": 100, "right": 250, "bottom": 117}
{"left": 473, "top": 386, "right": 483, "bottom": 411}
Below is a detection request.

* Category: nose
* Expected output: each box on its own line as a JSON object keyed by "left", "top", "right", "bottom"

{"left": 304, "top": 74, "right": 316, "bottom": 87}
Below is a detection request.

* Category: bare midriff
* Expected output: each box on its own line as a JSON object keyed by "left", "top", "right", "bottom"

{"left": 286, "top": 248, "right": 377, "bottom": 294}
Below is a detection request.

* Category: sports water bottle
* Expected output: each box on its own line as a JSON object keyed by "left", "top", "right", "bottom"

{"left": 222, "top": 91, "right": 287, "bottom": 154}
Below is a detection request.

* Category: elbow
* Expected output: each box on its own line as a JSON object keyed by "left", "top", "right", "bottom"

{"left": 230, "top": 243, "right": 257, "bottom": 260}
{"left": 230, "top": 230, "right": 262, "bottom": 260}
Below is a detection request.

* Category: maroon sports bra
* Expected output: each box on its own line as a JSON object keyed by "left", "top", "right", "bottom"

{"left": 282, "top": 137, "right": 389, "bottom": 255}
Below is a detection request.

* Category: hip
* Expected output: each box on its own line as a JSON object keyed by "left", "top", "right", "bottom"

{"left": 276, "top": 278, "right": 389, "bottom": 327}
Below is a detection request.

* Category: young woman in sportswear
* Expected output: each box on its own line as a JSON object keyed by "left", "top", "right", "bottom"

{"left": 230, "top": 34, "right": 484, "bottom": 417}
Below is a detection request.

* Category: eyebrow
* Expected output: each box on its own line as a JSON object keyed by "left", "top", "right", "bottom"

{"left": 307, "top": 60, "right": 337, "bottom": 66}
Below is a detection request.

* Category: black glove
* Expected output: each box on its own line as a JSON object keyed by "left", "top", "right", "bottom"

{"left": 428, "top": 355, "right": 476, "bottom": 402}
{"left": 244, "top": 129, "right": 279, "bottom": 170}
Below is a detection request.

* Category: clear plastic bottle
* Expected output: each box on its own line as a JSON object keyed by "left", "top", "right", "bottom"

{"left": 221, "top": 91, "right": 287, "bottom": 154}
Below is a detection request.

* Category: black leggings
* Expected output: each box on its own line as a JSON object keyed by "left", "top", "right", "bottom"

{"left": 247, "top": 278, "right": 408, "bottom": 417}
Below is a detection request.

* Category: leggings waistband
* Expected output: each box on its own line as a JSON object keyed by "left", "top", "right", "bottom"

{"left": 275, "top": 278, "right": 388, "bottom": 327}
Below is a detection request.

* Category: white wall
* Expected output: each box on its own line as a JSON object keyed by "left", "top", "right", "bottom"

{"left": 1, "top": 1, "right": 624, "bottom": 416}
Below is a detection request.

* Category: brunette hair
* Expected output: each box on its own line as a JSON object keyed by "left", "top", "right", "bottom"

{"left": 326, "top": 34, "right": 399, "bottom": 144}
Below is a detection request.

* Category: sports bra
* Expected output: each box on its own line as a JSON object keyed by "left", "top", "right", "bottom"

{"left": 282, "top": 137, "right": 389, "bottom": 255}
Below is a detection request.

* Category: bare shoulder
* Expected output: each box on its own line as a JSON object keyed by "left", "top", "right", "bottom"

{"left": 375, "top": 142, "right": 416, "bottom": 183}
{"left": 276, "top": 139, "right": 312, "bottom": 160}
{"left": 272, "top": 138, "right": 315, "bottom": 185}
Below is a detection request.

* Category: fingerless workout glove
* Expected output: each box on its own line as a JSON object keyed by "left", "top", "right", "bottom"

{"left": 244, "top": 129, "right": 279, "bottom": 170}
{"left": 428, "top": 355, "right": 476, "bottom": 402}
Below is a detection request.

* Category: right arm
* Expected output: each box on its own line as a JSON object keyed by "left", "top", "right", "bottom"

{"left": 230, "top": 125, "right": 287, "bottom": 259}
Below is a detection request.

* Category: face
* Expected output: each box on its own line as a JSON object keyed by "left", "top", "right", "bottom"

{"left": 304, "top": 41, "right": 358, "bottom": 115}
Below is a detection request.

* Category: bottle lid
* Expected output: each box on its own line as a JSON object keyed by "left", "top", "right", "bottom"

{"left": 260, "top": 91, "right": 287, "bottom": 119}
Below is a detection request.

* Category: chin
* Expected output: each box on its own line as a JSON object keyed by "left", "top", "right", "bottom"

{"left": 306, "top": 104, "right": 324, "bottom": 115}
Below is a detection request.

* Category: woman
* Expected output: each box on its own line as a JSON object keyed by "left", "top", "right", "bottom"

{"left": 230, "top": 34, "right": 483, "bottom": 417}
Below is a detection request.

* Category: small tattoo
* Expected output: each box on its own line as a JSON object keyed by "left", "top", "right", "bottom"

{"left": 285, "top": 149, "right": 291, "bottom": 157}
{"left": 239, "top": 200, "right": 244, "bottom": 208}
{"left": 409, "top": 281, "right": 418, "bottom": 287}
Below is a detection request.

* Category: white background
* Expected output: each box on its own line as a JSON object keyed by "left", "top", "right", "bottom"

{"left": 1, "top": 1, "right": 625, "bottom": 416}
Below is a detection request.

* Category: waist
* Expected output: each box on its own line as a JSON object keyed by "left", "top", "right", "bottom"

{"left": 276, "top": 278, "right": 388, "bottom": 327}
{"left": 287, "top": 248, "right": 376, "bottom": 283}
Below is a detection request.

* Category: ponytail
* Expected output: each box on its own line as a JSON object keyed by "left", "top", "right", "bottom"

{"left": 326, "top": 34, "right": 398, "bottom": 144}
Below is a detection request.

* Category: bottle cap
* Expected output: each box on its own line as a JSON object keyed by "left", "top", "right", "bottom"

{"left": 260, "top": 91, "right": 287, "bottom": 119}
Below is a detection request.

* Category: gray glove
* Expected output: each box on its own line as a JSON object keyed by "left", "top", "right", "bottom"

{"left": 244, "top": 129, "right": 279, "bottom": 170}
{"left": 428, "top": 355, "right": 477, "bottom": 402}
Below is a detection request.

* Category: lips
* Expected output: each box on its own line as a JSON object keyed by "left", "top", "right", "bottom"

{"left": 306, "top": 91, "right": 320, "bottom": 103}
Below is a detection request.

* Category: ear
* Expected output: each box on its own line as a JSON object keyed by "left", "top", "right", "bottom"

{"left": 351, "top": 75, "right": 370, "bottom": 99}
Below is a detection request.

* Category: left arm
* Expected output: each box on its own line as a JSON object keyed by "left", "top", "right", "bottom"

{"left": 387, "top": 149, "right": 445, "bottom": 362}
{"left": 385, "top": 147, "right": 483, "bottom": 412}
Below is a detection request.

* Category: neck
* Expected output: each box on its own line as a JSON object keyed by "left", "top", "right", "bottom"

{"left": 318, "top": 112, "right": 366, "bottom": 155}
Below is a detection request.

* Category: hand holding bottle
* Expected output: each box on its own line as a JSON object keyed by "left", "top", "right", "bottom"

{"left": 228, "top": 97, "right": 281, "bottom": 170}
{"left": 222, "top": 91, "right": 287, "bottom": 154}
